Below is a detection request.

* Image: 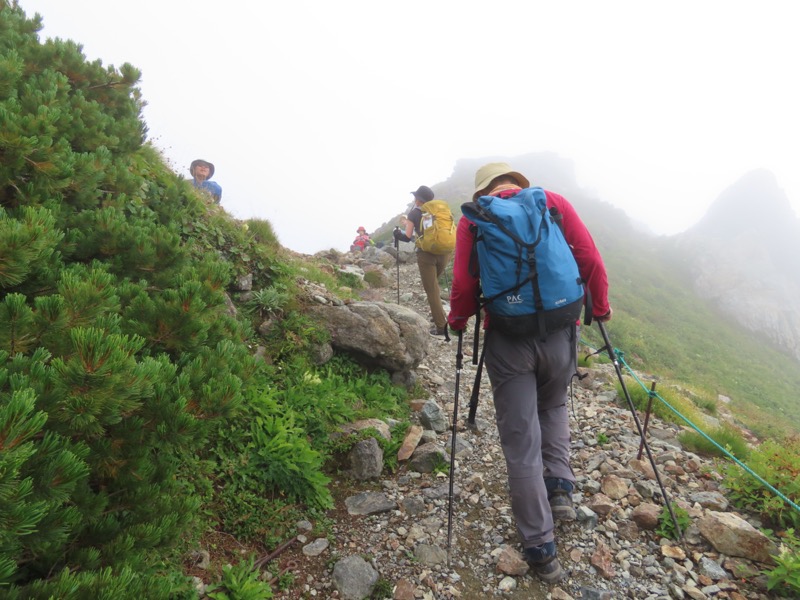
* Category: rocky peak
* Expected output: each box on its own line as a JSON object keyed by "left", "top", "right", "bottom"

{"left": 690, "top": 169, "right": 797, "bottom": 239}
{"left": 676, "top": 169, "right": 800, "bottom": 362}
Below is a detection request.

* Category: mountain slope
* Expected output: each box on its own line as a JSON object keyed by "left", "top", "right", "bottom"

{"left": 672, "top": 169, "right": 800, "bottom": 362}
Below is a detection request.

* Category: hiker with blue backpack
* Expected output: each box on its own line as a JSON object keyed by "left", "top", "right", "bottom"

{"left": 447, "top": 162, "right": 612, "bottom": 583}
{"left": 393, "top": 185, "right": 456, "bottom": 337}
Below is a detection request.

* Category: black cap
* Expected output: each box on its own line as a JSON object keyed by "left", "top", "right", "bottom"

{"left": 410, "top": 185, "right": 434, "bottom": 202}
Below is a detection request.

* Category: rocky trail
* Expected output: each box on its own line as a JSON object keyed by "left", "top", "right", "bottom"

{"left": 264, "top": 249, "right": 778, "bottom": 600}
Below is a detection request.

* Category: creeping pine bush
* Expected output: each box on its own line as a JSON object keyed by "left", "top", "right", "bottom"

{"left": 722, "top": 439, "right": 800, "bottom": 530}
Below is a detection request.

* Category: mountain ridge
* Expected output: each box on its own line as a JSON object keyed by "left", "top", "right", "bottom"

{"left": 674, "top": 169, "right": 800, "bottom": 362}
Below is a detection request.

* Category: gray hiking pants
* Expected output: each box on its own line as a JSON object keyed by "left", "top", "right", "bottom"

{"left": 484, "top": 325, "right": 577, "bottom": 549}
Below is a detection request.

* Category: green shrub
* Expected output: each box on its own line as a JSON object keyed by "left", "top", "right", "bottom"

{"left": 678, "top": 424, "right": 750, "bottom": 460}
{"left": 683, "top": 386, "right": 718, "bottom": 415}
{"left": 260, "top": 311, "right": 330, "bottom": 363}
{"left": 246, "top": 285, "right": 291, "bottom": 319}
{"left": 617, "top": 378, "right": 702, "bottom": 427}
{"left": 336, "top": 270, "right": 363, "bottom": 289}
{"left": 764, "top": 529, "right": 800, "bottom": 596}
{"left": 326, "top": 422, "right": 411, "bottom": 474}
{"left": 722, "top": 439, "right": 800, "bottom": 529}
{"left": 363, "top": 269, "right": 388, "bottom": 288}
{"left": 206, "top": 556, "right": 273, "bottom": 600}
{"left": 371, "top": 578, "right": 394, "bottom": 599}
{"left": 245, "top": 218, "right": 280, "bottom": 247}
{"left": 213, "top": 392, "right": 333, "bottom": 511}
{"left": 213, "top": 489, "right": 302, "bottom": 548}
{"left": 207, "top": 354, "right": 409, "bottom": 545}
{"left": 655, "top": 504, "right": 691, "bottom": 541}
{"left": 278, "top": 355, "right": 409, "bottom": 445}
{"left": 0, "top": 9, "right": 259, "bottom": 586}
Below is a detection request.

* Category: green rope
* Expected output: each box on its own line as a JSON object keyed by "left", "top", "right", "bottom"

{"left": 582, "top": 340, "right": 800, "bottom": 517}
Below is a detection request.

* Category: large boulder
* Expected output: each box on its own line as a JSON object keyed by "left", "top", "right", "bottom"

{"left": 310, "top": 301, "right": 430, "bottom": 373}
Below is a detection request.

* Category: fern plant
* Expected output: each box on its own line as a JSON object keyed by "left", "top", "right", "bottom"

{"left": 206, "top": 556, "right": 273, "bottom": 600}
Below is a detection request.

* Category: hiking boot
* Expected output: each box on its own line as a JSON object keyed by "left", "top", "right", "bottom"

{"left": 429, "top": 325, "right": 446, "bottom": 337}
{"left": 545, "top": 478, "right": 577, "bottom": 521}
{"left": 523, "top": 541, "right": 565, "bottom": 583}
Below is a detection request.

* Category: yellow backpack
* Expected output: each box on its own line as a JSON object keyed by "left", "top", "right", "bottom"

{"left": 416, "top": 200, "right": 456, "bottom": 255}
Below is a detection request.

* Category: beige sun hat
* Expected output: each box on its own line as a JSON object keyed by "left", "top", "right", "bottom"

{"left": 472, "top": 162, "right": 530, "bottom": 200}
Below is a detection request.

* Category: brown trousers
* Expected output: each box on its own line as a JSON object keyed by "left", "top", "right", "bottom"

{"left": 416, "top": 250, "right": 450, "bottom": 329}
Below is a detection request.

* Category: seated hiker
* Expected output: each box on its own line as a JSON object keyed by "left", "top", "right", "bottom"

{"left": 190, "top": 159, "right": 222, "bottom": 203}
{"left": 350, "top": 226, "right": 372, "bottom": 252}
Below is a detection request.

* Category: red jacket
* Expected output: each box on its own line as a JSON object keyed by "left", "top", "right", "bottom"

{"left": 448, "top": 189, "right": 610, "bottom": 330}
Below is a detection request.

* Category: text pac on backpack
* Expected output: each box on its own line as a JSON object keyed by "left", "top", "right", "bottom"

{"left": 415, "top": 200, "right": 456, "bottom": 255}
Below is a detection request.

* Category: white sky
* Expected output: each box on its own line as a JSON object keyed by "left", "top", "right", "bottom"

{"left": 18, "top": 0, "right": 800, "bottom": 254}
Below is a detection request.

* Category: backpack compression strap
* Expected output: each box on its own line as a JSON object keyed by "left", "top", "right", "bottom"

{"left": 550, "top": 206, "right": 594, "bottom": 326}
{"left": 470, "top": 202, "right": 547, "bottom": 312}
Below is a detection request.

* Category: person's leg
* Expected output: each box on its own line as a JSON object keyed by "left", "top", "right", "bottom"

{"left": 484, "top": 332, "right": 553, "bottom": 548}
{"left": 416, "top": 251, "right": 446, "bottom": 330}
{"left": 486, "top": 329, "right": 569, "bottom": 583}
{"left": 434, "top": 252, "right": 450, "bottom": 278}
{"left": 536, "top": 327, "right": 577, "bottom": 519}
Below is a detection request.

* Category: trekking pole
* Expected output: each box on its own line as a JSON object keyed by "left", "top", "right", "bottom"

{"left": 466, "top": 338, "right": 486, "bottom": 429}
{"left": 393, "top": 227, "right": 401, "bottom": 305}
{"left": 596, "top": 321, "right": 685, "bottom": 545}
{"left": 637, "top": 381, "right": 657, "bottom": 461}
{"left": 446, "top": 330, "right": 464, "bottom": 566}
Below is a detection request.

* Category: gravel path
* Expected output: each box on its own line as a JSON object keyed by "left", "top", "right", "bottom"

{"left": 270, "top": 257, "right": 772, "bottom": 600}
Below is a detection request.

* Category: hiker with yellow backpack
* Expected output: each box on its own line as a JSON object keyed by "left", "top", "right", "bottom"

{"left": 393, "top": 185, "right": 457, "bottom": 337}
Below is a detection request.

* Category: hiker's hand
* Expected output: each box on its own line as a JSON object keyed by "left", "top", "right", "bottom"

{"left": 595, "top": 307, "right": 613, "bottom": 322}
{"left": 393, "top": 229, "right": 409, "bottom": 243}
{"left": 447, "top": 321, "right": 466, "bottom": 337}
{"left": 448, "top": 326, "right": 464, "bottom": 338}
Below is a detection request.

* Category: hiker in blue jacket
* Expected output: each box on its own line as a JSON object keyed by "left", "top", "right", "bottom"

{"left": 190, "top": 159, "right": 222, "bottom": 203}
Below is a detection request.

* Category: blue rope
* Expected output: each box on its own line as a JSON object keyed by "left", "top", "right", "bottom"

{"left": 581, "top": 340, "right": 800, "bottom": 517}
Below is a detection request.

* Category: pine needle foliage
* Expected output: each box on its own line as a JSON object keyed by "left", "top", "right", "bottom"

{"left": 0, "top": 2, "right": 260, "bottom": 595}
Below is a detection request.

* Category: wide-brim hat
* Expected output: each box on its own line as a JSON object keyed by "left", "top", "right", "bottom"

{"left": 410, "top": 185, "right": 434, "bottom": 203}
{"left": 472, "top": 162, "right": 529, "bottom": 200}
{"left": 190, "top": 159, "right": 215, "bottom": 179}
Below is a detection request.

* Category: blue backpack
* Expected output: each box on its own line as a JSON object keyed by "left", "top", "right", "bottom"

{"left": 461, "top": 187, "right": 586, "bottom": 337}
